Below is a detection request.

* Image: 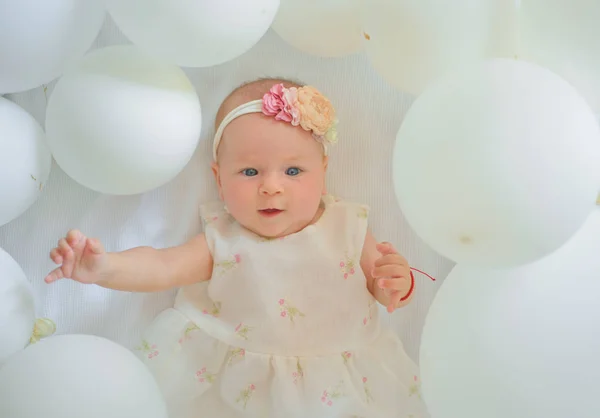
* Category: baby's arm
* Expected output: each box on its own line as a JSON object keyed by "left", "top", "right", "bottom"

{"left": 45, "top": 230, "right": 213, "bottom": 292}
{"left": 99, "top": 234, "right": 213, "bottom": 291}
{"left": 361, "top": 230, "right": 414, "bottom": 312}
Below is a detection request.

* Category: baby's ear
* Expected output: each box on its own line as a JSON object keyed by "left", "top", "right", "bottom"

{"left": 211, "top": 162, "right": 223, "bottom": 199}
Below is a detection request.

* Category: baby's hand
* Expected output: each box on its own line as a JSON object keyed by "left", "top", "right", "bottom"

{"left": 45, "top": 229, "right": 108, "bottom": 285}
{"left": 372, "top": 242, "right": 412, "bottom": 313}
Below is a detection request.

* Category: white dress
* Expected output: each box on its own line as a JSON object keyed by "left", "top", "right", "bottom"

{"left": 136, "top": 195, "right": 429, "bottom": 418}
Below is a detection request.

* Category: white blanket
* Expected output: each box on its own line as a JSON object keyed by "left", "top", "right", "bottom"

{"left": 0, "top": 17, "right": 452, "bottom": 363}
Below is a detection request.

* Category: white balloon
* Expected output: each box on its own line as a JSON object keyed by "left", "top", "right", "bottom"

{"left": 393, "top": 58, "right": 600, "bottom": 268}
{"left": 45, "top": 45, "right": 202, "bottom": 195}
{"left": 0, "top": 334, "right": 168, "bottom": 417}
{"left": 364, "top": 0, "right": 517, "bottom": 95}
{"left": 0, "top": 247, "right": 35, "bottom": 367}
{"left": 0, "top": 97, "right": 52, "bottom": 227}
{"left": 271, "top": 0, "right": 364, "bottom": 57}
{"left": 519, "top": 0, "right": 600, "bottom": 115}
{"left": 0, "top": 0, "right": 105, "bottom": 94}
{"left": 105, "top": 0, "right": 280, "bottom": 67}
{"left": 419, "top": 209, "right": 600, "bottom": 418}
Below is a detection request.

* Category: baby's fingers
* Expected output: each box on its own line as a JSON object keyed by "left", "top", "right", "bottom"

{"left": 378, "top": 277, "right": 410, "bottom": 291}
{"left": 44, "top": 266, "right": 65, "bottom": 284}
{"left": 387, "top": 290, "right": 405, "bottom": 313}
{"left": 50, "top": 248, "right": 63, "bottom": 265}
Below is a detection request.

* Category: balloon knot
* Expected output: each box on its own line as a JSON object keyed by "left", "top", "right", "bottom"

{"left": 29, "top": 318, "right": 57, "bottom": 344}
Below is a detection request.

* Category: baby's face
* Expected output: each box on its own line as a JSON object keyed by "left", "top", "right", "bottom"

{"left": 212, "top": 114, "right": 328, "bottom": 238}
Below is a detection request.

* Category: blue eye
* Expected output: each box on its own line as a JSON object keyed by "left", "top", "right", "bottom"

{"left": 242, "top": 168, "right": 258, "bottom": 177}
{"left": 286, "top": 167, "right": 302, "bottom": 176}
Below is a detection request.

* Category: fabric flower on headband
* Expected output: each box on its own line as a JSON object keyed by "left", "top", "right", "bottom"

{"left": 262, "top": 83, "right": 339, "bottom": 145}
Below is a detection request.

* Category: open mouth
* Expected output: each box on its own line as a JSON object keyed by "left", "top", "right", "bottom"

{"left": 259, "top": 208, "right": 283, "bottom": 217}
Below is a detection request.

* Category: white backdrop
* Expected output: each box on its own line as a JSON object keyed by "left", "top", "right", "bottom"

{"left": 0, "top": 17, "right": 452, "bottom": 362}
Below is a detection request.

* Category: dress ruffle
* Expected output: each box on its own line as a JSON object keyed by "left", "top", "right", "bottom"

{"left": 136, "top": 308, "right": 428, "bottom": 418}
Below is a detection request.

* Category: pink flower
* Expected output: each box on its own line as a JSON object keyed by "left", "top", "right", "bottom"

{"left": 339, "top": 261, "right": 345, "bottom": 268}
{"left": 344, "top": 273, "right": 348, "bottom": 279}
{"left": 362, "top": 377, "right": 368, "bottom": 383}
{"left": 202, "top": 309, "right": 208, "bottom": 314}
{"left": 363, "top": 317, "right": 367, "bottom": 325}
{"left": 282, "top": 87, "right": 301, "bottom": 125}
{"left": 199, "top": 378, "right": 205, "bottom": 383}
{"left": 278, "top": 299, "right": 285, "bottom": 305}
{"left": 234, "top": 254, "right": 241, "bottom": 263}
{"left": 201, "top": 367, "right": 206, "bottom": 373}
{"left": 293, "top": 372, "right": 297, "bottom": 377}
{"left": 196, "top": 371, "right": 202, "bottom": 377}
{"left": 327, "top": 400, "right": 333, "bottom": 406}
{"left": 321, "top": 396, "right": 326, "bottom": 402}
{"left": 235, "top": 323, "right": 241, "bottom": 332}
{"left": 281, "top": 311, "right": 287, "bottom": 317}
{"left": 240, "top": 349, "right": 245, "bottom": 355}
{"left": 262, "top": 83, "right": 301, "bottom": 124}
{"left": 262, "top": 84, "right": 285, "bottom": 116}
{"left": 250, "top": 384, "right": 256, "bottom": 391}
{"left": 323, "top": 390, "right": 328, "bottom": 396}
{"left": 350, "top": 268, "right": 355, "bottom": 274}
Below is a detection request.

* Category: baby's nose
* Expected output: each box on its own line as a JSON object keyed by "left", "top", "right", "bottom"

{"left": 259, "top": 174, "right": 283, "bottom": 195}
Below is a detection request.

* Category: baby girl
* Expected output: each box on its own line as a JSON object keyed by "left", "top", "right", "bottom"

{"left": 45, "top": 79, "right": 429, "bottom": 418}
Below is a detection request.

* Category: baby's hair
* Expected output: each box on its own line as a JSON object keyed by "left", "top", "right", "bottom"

{"left": 214, "top": 76, "right": 305, "bottom": 130}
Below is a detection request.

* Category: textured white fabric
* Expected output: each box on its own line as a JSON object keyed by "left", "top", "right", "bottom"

{"left": 136, "top": 195, "right": 428, "bottom": 417}
{"left": 0, "top": 17, "right": 453, "bottom": 369}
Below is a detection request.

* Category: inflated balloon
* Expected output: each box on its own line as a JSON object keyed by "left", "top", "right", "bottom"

{"left": 0, "top": 0, "right": 105, "bottom": 94}
{"left": 393, "top": 58, "right": 600, "bottom": 268}
{"left": 419, "top": 209, "right": 600, "bottom": 418}
{"left": 105, "top": 0, "right": 280, "bottom": 67}
{"left": 364, "top": 0, "right": 517, "bottom": 95}
{"left": 0, "top": 97, "right": 52, "bottom": 227}
{"left": 519, "top": 0, "right": 600, "bottom": 115}
{"left": 45, "top": 45, "right": 202, "bottom": 195}
{"left": 0, "top": 334, "right": 168, "bottom": 418}
{"left": 271, "top": 0, "right": 364, "bottom": 57}
{"left": 0, "top": 247, "right": 36, "bottom": 367}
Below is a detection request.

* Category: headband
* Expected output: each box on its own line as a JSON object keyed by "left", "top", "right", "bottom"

{"left": 213, "top": 83, "right": 339, "bottom": 160}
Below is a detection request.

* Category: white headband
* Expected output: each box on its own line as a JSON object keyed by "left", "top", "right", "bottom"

{"left": 212, "top": 83, "right": 339, "bottom": 161}
{"left": 213, "top": 100, "right": 264, "bottom": 161}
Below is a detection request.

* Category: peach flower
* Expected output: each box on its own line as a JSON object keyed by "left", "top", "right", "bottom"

{"left": 296, "top": 86, "right": 336, "bottom": 136}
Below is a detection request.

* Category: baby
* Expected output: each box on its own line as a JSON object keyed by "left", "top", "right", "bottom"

{"left": 45, "top": 79, "right": 429, "bottom": 418}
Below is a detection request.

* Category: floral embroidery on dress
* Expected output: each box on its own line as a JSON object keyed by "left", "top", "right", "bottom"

{"left": 362, "top": 377, "right": 374, "bottom": 403}
{"left": 357, "top": 206, "right": 368, "bottom": 219}
{"left": 236, "top": 383, "right": 256, "bottom": 410}
{"left": 178, "top": 324, "right": 200, "bottom": 344}
{"left": 340, "top": 253, "right": 357, "bottom": 279}
{"left": 135, "top": 340, "right": 159, "bottom": 359}
{"left": 214, "top": 254, "right": 241, "bottom": 276}
{"left": 409, "top": 375, "right": 421, "bottom": 398}
{"left": 292, "top": 358, "right": 304, "bottom": 385}
{"left": 278, "top": 298, "right": 306, "bottom": 323}
{"left": 234, "top": 323, "right": 253, "bottom": 340}
{"left": 202, "top": 301, "right": 222, "bottom": 317}
{"left": 195, "top": 366, "right": 217, "bottom": 384}
{"left": 203, "top": 215, "right": 219, "bottom": 225}
{"left": 226, "top": 347, "right": 246, "bottom": 367}
{"left": 321, "top": 381, "right": 345, "bottom": 407}
{"left": 363, "top": 298, "right": 376, "bottom": 326}
{"left": 341, "top": 351, "right": 352, "bottom": 364}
